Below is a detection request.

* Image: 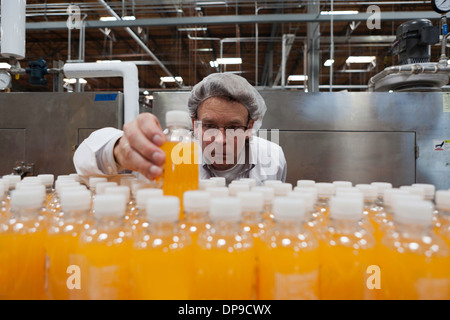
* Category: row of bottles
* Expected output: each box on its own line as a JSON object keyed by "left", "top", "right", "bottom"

{"left": 1, "top": 174, "right": 449, "bottom": 300}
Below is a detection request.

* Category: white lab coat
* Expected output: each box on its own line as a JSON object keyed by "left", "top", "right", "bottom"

{"left": 73, "top": 127, "right": 287, "bottom": 186}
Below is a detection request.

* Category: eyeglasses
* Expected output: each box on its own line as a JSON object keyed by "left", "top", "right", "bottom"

{"left": 200, "top": 123, "right": 249, "bottom": 132}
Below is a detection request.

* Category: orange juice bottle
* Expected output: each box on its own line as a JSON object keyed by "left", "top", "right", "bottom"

{"left": 77, "top": 194, "right": 132, "bottom": 300}
{"left": 130, "top": 188, "right": 163, "bottom": 234}
{"left": 193, "top": 197, "right": 255, "bottom": 299}
{"left": 37, "top": 174, "right": 55, "bottom": 207}
{"left": 0, "top": 179, "right": 10, "bottom": 220}
{"left": 132, "top": 196, "right": 193, "bottom": 299}
{"left": 252, "top": 186, "right": 275, "bottom": 221}
{"left": 46, "top": 189, "right": 93, "bottom": 300}
{"left": 370, "top": 182, "right": 392, "bottom": 211}
{"left": 320, "top": 196, "right": 376, "bottom": 300}
{"left": 0, "top": 188, "right": 46, "bottom": 300}
{"left": 161, "top": 110, "right": 199, "bottom": 219}
{"left": 180, "top": 191, "right": 211, "bottom": 245}
{"left": 380, "top": 199, "right": 449, "bottom": 300}
{"left": 314, "top": 182, "right": 335, "bottom": 219}
{"left": 259, "top": 197, "right": 320, "bottom": 300}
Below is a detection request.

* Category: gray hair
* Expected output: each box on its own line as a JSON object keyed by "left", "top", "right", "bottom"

{"left": 187, "top": 73, "right": 267, "bottom": 130}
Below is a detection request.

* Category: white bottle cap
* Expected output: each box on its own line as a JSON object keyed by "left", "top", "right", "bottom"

{"left": 238, "top": 178, "right": 256, "bottom": 188}
{"left": 355, "top": 184, "right": 378, "bottom": 201}
{"left": 22, "top": 177, "right": 41, "bottom": 184}
{"left": 400, "top": 186, "right": 425, "bottom": 199}
{"left": 237, "top": 191, "right": 264, "bottom": 212}
{"left": 293, "top": 186, "right": 318, "bottom": 197}
{"left": 263, "top": 180, "right": 282, "bottom": 188}
{"left": 104, "top": 186, "right": 130, "bottom": 203}
{"left": 206, "top": 187, "right": 229, "bottom": 198}
{"left": 333, "top": 181, "right": 353, "bottom": 188}
{"left": 273, "top": 197, "right": 306, "bottom": 221}
{"left": 209, "top": 177, "right": 226, "bottom": 187}
{"left": 60, "top": 190, "right": 92, "bottom": 211}
{"left": 228, "top": 183, "right": 250, "bottom": 196}
{"left": 209, "top": 197, "right": 241, "bottom": 222}
{"left": 287, "top": 191, "right": 315, "bottom": 214}
{"left": 251, "top": 186, "right": 275, "bottom": 205}
{"left": 95, "top": 182, "right": 118, "bottom": 195}
{"left": 14, "top": 183, "right": 46, "bottom": 201}
{"left": 88, "top": 177, "right": 108, "bottom": 191}
{"left": 166, "top": 110, "right": 191, "bottom": 127}
{"left": 273, "top": 183, "right": 292, "bottom": 197}
{"left": 383, "top": 189, "right": 410, "bottom": 208}
{"left": 297, "top": 180, "right": 315, "bottom": 188}
{"left": 371, "top": 182, "right": 393, "bottom": 197}
{"left": 55, "top": 181, "right": 81, "bottom": 196}
{"left": 199, "top": 179, "right": 217, "bottom": 190}
{"left": 329, "top": 196, "right": 364, "bottom": 220}
{"left": 435, "top": 190, "right": 450, "bottom": 211}
{"left": 3, "top": 175, "right": 21, "bottom": 189}
{"left": 37, "top": 174, "right": 54, "bottom": 187}
{"left": 315, "top": 182, "right": 335, "bottom": 197}
{"left": 146, "top": 196, "right": 180, "bottom": 222}
{"left": 10, "top": 188, "right": 44, "bottom": 210}
{"left": 411, "top": 184, "right": 435, "bottom": 200}
{"left": 136, "top": 188, "right": 163, "bottom": 209}
{"left": 335, "top": 187, "right": 361, "bottom": 196}
{"left": 183, "top": 191, "right": 210, "bottom": 212}
{"left": 93, "top": 194, "right": 126, "bottom": 218}
{"left": 394, "top": 200, "right": 433, "bottom": 226}
{"left": 69, "top": 173, "right": 80, "bottom": 182}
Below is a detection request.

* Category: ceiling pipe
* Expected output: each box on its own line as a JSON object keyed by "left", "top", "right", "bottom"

{"left": 97, "top": 0, "right": 182, "bottom": 88}
{"left": 64, "top": 62, "right": 139, "bottom": 124}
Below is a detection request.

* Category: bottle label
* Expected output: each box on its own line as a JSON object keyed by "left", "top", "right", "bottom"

{"left": 274, "top": 269, "right": 319, "bottom": 300}
{"left": 415, "top": 278, "right": 449, "bottom": 300}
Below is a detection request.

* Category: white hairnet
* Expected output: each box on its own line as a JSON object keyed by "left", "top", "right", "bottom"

{"left": 188, "top": 73, "right": 267, "bottom": 131}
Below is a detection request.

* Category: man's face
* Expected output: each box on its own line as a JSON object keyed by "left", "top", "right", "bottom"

{"left": 194, "top": 96, "right": 254, "bottom": 170}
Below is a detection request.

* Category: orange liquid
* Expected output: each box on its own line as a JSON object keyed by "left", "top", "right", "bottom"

{"left": 379, "top": 245, "right": 449, "bottom": 300}
{"left": 76, "top": 241, "right": 132, "bottom": 300}
{"left": 258, "top": 244, "right": 320, "bottom": 300}
{"left": 192, "top": 247, "right": 256, "bottom": 300}
{"left": 320, "top": 239, "right": 376, "bottom": 300}
{"left": 161, "top": 141, "right": 199, "bottom": 219}
{"left": 0, "top": 230, "right": 46, "bottom": 300}
{"left": 131, "top": 244, "right": 193, "bottom": 299}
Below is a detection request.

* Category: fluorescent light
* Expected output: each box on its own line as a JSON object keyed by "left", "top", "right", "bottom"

{"left": 177, "top": 27, "right": 207, "bottom": 32}
{"left": 216, "top": 58, "right": 242, "bottom": 65}
{"left": 160, "top": 76, "right": 183, "bottom": 83}
{"left": 64, "top": 78, "right": 87, "bottom": 84}
{"left": 0, "top": 63, "right": 11, "bottom": 69}
{"left": 209, "top": 60, "right": 219, "bottom": 68}
{"left": 196, "top": 1, "right": 226, "bottom": 5}
{"left": 287, "top": 75, "right": 308, "bottom": 82}
{"left": 99, "top": 16, "right": 135, "bottom": 21}
{"left": 321, "top": 10, "right": 359, "bottom": 15}
{"left": 196, "top": 48, "right": 214, "bottom": 52}
{"left": 96, "top": 60, "right": 122, "bottom": 63}
{"left": 324, "top": 59, "right": 335, "bottom": 67}
{"left": 346, "top": 56, "right": 376, "bottom": 64}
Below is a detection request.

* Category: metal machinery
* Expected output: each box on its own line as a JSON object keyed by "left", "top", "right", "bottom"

{"left": 0, "top": 92, "right": 123, "bottom": 177}
{"left": 153, "top": 90, "right": 450, "bottom": 190}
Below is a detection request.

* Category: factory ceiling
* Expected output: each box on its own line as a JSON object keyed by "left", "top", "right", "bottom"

{"left": 1, "top": 0, "right": 446, "bottom": 94}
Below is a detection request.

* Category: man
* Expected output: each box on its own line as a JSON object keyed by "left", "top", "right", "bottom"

{"left": 73, "top": 73, "right": 287, "bottom": 185}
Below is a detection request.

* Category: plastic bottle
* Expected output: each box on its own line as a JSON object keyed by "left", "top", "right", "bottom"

{"left": 272, "top": 183, "right": 293, "bottom": 197}
{"left": 77, "top": 194, "right": 132, "bottom": 300}
{"left": 380, "top": 199, "right": 449, "bottom": 300}
{"left": 132, "top": 196, "right": 193, "bottom": 299}
{"left": 131, "top": 188, "right": 163, "bottom": 233}
{"left": 297, "top": 180, "right": 315, "bottom": 188}
{"left": 370, "top": 182, "right": 392, "bottom": 210}
{"left": 37, "top": 174, "right": 55, "bottom": 205}
{"left": 46, "top": 189, "right": 93, "bottom": 300}
{"left": 193, "top": 197, "right": 255, "bottom": 299}
{"left": 206, "top": 186, "right": 229, "bottom": 198}
{"left": 252, "top": 186, "right": 275, "bottom": 221}
{"left": 259, "top": 197, "right": 320, "bottom": 300}
{"left": 0, "top": 180, "right": 8, "bottom": 220}
{"left": 180, "top": 191, "right": 211, "bottom": 244}
{"left": 314, "top": 182, "right": 335, "bottom": 219}
{"left": 228, "top": 183, "right": 250, "bottom": 196}
{"left": 209, "top": 177, "right": 226, "bottom": 187}
{"left": 320, "top": 196, "right": 376, "bottom": 300}
{"left": 0, "top": 188, "right": 46, "bottom": 299}
{"left": 161, "top": 110, "right": 199, "bottom": 219}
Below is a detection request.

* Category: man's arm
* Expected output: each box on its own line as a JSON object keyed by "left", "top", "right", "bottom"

{"left": 73, "top": 113, "right": 166, "bottom": 180}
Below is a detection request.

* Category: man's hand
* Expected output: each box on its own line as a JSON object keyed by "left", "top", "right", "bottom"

{"left": 113, "top": 113, "right": 166, "bottom": 180}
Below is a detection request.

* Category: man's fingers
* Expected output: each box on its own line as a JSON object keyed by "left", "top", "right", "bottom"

{"left": 136, "top": 113, "right": 165, "bottom": 147}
